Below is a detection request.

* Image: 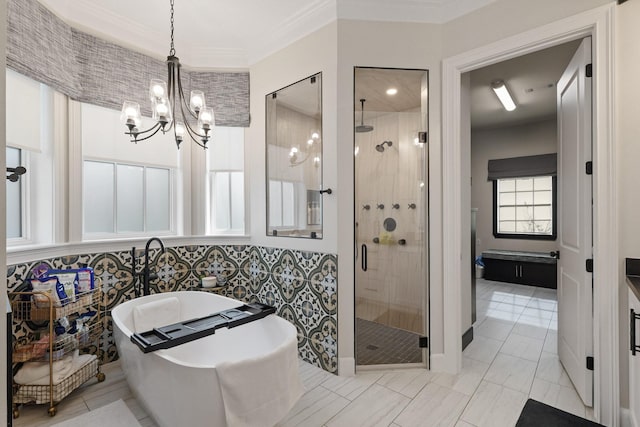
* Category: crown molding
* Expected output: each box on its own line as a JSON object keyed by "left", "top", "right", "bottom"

{"left": 37, "top": 0, "right": 498, "bottom": 68}
{"left": 247, "top": 0, "right": 337, "bottom": 65}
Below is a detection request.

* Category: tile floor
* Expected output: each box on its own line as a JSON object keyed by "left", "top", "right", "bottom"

{"left": 356, "top": 318, "right": 423, "bottom": 365}
{"left": 13, "top": 279, "right": 596, "bottom": 427}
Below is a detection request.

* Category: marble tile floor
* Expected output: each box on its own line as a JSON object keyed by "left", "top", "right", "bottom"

{"left": 14, "top": 278, "right": 596, "bottom": 427}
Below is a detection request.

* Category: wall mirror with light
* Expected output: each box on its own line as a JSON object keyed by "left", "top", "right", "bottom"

{"left": 266, "top": 72, "right": 323, "bottom": 239}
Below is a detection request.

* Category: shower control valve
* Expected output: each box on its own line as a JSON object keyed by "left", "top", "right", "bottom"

{"left": 362, "top": 204, "right": 370, "bottom": 210}
{"left": 408, "top": 203, "right": 416, "bottom": 209}
{"left": 392, "top": 203, "right": 400, "bottom": 209}
{"left": 377, "top": 203, "right": 384, "bottom": 210}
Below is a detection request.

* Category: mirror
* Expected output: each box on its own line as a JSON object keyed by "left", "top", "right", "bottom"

{"left": 266, "top": 73, "right": 323, "bottom": 238}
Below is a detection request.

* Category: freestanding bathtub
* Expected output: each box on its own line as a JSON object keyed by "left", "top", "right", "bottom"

{"left": 112, "top": 291, "right": 302, "bottom": 427}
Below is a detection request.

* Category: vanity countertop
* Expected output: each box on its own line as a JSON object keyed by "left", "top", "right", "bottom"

{"left": 482, "top": 249, "right": 557, "bottom": 264}
{"left": 626, "top": 258, "right": 640, "bottom": 302}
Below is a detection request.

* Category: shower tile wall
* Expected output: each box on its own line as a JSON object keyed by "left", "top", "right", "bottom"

{"left": 355, "top": 111, "right": 425, "bottom": 334}
{"left": 6, "top": 245, "right": 338, "bottom": 373}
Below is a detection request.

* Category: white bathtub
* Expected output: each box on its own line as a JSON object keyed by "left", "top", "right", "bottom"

{"left": 112, "top": 291, "right": 301, "bottom": 427}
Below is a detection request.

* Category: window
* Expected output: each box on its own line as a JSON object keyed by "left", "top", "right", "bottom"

{"left": 6, "top": 69, "right": 55, "bottom": 246}
{"left": 80, "top": 103, "right": 177, "bottom": 239}
{"left": 494, "top": 175, "right": 556, "bottom": 239}
{"left": 208, "top": 127, "right": 245, "bottom": 234}
{"left": 6, "top": 147, "right": 23, "bottom": 239}
{"left": 83, "top": 161, "right": 172, "bottom": 235}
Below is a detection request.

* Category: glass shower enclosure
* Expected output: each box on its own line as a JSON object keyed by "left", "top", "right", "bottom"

{"left": 354, "top": 67, "right": 429, "bottom": 367}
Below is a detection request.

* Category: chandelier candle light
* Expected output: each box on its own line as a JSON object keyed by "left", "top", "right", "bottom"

{"left": 121, "top": 0, "right": 214, "bottom": 149}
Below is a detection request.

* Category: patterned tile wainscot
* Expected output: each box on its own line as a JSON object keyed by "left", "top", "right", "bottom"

{"left": 6, "top": 245, "right": 338, "bottom": 374}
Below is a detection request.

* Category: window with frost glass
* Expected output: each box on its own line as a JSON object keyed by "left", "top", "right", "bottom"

{"left": 83, "top": 160, "right": 172, "bottom": 235}
{"left": 208, "top": 127, "right": 245, "bottom": 234}
{"left": 494, "top": 175, "right": 556, "bottom": 239}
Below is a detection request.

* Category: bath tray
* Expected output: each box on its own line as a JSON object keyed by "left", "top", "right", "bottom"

{"left": 130, "top": 302, "right": 276, "bottom": 353}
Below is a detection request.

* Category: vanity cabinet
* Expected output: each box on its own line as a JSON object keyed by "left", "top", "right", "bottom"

{"left": 482, "top": 250, "right": 557, "bottom": 289}
{"left": 629, "top": 286, "right": 640, "bottom": 427}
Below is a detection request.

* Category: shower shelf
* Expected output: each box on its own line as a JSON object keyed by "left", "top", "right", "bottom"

{"left": 131, "top": 302, "right": 276, "bottom": 353}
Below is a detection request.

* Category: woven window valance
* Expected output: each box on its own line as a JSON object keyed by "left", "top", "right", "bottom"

{"left": 487, "top": 153, "right": 557, "bottom": 180}
{"left": 7, "top": 0, "right": 250, "bottom": 127}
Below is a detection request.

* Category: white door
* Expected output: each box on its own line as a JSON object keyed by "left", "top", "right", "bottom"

{"left": 557, "top": 37, "right": 593, "bottom": 407}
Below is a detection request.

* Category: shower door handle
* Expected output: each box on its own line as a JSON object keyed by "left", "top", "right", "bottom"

{"left": 361, "top": 244, "right": 368, "bottom": 271}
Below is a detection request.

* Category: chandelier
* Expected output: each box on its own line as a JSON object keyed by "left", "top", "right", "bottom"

{"left": 120, "top": 0, "right": 214, "bottom": 149}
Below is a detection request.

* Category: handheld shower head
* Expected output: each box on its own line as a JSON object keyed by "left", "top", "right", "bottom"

{"left": 375, "top": 140, "right": 393, "bottom": 152}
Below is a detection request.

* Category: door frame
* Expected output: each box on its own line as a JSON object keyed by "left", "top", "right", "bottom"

{"left": 441, "top": 4, "right": 617, "bottom": 426}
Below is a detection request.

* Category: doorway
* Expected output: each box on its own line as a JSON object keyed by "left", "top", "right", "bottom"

{"left": 441, "top": 7, "right": 618, "bottom": 425}
{"left": 354, "top": 67, "right": 429, "bottom": 368}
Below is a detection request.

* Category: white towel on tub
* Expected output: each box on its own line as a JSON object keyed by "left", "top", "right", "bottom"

{"left": 216, "top": 331, "right": 303, "bottom": 427}
{"left": 133, "top": 297, "right": 181, "bottom": 333}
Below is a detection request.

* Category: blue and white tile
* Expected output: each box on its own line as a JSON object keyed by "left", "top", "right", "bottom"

{"left": 460, "top": 380, "right": 528, "bottom": 427}
{"left": 484, "top": 353, "right": 537, "bottom": 393}
{"left": 325, "top": 384, "right": 409, "bottom": 427}
{"left": 394, "top": 382, "right": 469, "bottom": 427}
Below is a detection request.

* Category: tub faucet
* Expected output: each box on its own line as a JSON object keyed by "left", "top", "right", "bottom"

{"left": 131, "top": 237, "right": 166, "bottom": 297}
{"left": 142, "top": 237, "right": 166, "bottom": 296}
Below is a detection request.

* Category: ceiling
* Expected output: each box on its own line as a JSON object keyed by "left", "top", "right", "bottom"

{"left": 469, "top": 39, "right": 581, "bottom": 130}
{"left": 36, "top": 0, "right": 579, "bottom": 129}
{"left": 37, "top": 0, "right": 497, "bottom": 69}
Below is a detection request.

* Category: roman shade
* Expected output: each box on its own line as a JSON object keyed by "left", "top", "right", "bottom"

{"left": 7, "top": 0, "right": 250, "bottom": 127}
{"left": 487, "top": 153, "right": 557, "bottom": 180}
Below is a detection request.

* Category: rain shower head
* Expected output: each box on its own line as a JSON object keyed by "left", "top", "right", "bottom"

{"left": 375, "top": 140, "right": 393, "bottom": 152}
{"left": 355, "top": 99, "right": 374, "bottom": 133}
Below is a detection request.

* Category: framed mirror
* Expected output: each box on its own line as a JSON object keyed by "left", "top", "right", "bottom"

{"left": 266, "top": 72, "right": 323, "bottom": 238}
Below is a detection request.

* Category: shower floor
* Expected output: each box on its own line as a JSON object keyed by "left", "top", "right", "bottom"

{"left": 356, "top": 317, "right": 423, "bottom": 365}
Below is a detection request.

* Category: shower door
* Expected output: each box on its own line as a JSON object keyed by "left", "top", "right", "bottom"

{"left": 354, "top": 67, "right": 429, "bottom": 367}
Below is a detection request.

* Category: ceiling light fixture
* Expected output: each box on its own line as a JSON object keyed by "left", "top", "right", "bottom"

{"left": 120, "top": 0, "right": 214, "bottom": 149}
{"left": 491, "top": 80, "right": 516, "bottom": 112}
{"left": 386, "top": 88, "right": 398, "bottom": 95}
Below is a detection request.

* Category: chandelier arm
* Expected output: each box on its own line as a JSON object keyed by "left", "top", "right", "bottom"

{"left": 126, "top": 121, "right": 162, "bottom": 137}
{"left": 182, "top": 120, "right": 208, "bottom": 148}
{"left": 176, "top": 65, "right": 198, "bottom": 120}
{"left": 129, "top": 123, "right": 165, "bottom": 143}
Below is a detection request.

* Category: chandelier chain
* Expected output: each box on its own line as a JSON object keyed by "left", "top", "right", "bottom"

{"left": 169, "top": 0, "right": 175, "bottom": 56}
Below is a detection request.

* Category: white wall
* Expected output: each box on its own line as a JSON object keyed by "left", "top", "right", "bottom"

{"left": 471, "top": 119, "right": 558, "bottom": 256}
{"left": 1, "top": 0, "right": 7, "bottom": 420}
{"left": 616, "top": 0, "right": 640, "bottom": 414}
{"left": 442, "top": 0, "right": 612, "bottom": 58}
{"left": 248, "top": 22, "right": 338, "bottom": 255}
{"left": 337, "top": 20, "right": 443, "bottom": 367}
{"left": 461, "top": 73, "right": 472, "bottom": 336}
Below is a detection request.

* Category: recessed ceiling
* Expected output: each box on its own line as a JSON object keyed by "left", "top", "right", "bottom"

{"left": 469, "top": 39, "right": 582, "bottom": 130}
{"left": 36, "top": 0, "right": 497, "bottom": 69}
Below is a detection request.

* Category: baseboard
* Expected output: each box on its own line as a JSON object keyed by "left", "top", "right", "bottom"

{"left": 338, "top": 357, "right": 355, "bottom": 376}
{"left": 462, "top": 326, "right": 474, "bottom": 351}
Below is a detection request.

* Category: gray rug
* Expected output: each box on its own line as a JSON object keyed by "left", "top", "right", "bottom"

{"left": 356, "top": 317, "right": 423, "bottom": 365}
{"left": 51, "top": 399, "right": 142, "bottom": 427}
